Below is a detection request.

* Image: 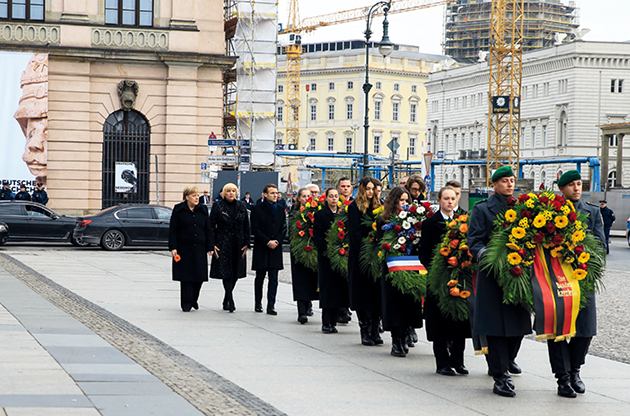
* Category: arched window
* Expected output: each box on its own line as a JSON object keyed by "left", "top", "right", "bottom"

{"left": 102, "top": 109, "right": 151, "bottom": 208}
{"left": 608, "top": 171, "right": 617, "bottom": 188}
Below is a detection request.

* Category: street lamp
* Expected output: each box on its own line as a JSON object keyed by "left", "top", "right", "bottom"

{"left": 362, "top": 1, "right": 394, "bottom": 178}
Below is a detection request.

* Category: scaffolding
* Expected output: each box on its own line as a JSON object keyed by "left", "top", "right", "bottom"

{"left": 224, "top": 0, "right": 278, "bottom": 168}
{"left": 444, "top": 0, "right": 578, "bottom": 61}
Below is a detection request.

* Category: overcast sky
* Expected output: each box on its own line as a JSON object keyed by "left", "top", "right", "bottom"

{"left": 278, "top": 0, "right": 630, "bottom": 56}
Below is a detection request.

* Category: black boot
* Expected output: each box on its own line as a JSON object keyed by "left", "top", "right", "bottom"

{"left": 405, "top": 328, "right": 415, "bottom": 348}
{"left": 360, "top": 320, "right": 375, "bottom": 346}
{"left": 569, "top": 369, "right": 585, "bottom": 394}
{"left": 402, "top": 337, "right": 410, "bottom": 354}
{"left": 410, "top": 327, "right": 418, "bottom": 343}
{"left": 390, "top": 336, "right": 407, "bottom": 357}
{"left": 557, "top": 373, "right": 577, "bottom": 398}
{"left": 493, "top": 375, "right": 516, "bottom": 397}
{"left": 371, "top": 320, "right": 383, "bottom": 345}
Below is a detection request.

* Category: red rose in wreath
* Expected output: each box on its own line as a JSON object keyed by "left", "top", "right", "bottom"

{"left": 337, "top": 220, "right": 345, "bottom": 228}
{"left": 307, "top": 212, "right": 315, "bottom": 221}
{"left": 510, "top": 266, "right": 523, "bottom": 276}
{"left": 518, "top": 194, "right": 530, "bottom": 203}
{"left": 551, "top": 234, "right": 564, "bottom": 245}
{"left": 309, "top": 229, "right": 314, "bottom": 237}
{"left": 568, "top": 212, "right": 577, "bottom": 223}
{"left": 409, "top": 205, "right": 417, "bottom": 214}
{"left": 339, "top": 248, "right": 346, "bottom": 255}
{"left": 578, "top": 262, "right": 588, "bottom": 271}
{"left": 382, "top": 243, "right": 391, "bottom": 251}
{"left": 520, "top": 210, "right": 532, "bottom": 219}
{"left": 422, "top": 202, "right": 432, "bottom": 210}
{"left": 394, "top": 224, "right": 402, "bottom": 234}
{"left": 414, "top": 222, "right": 422, "bottom": 231}
{"left": 507, "top": 197, "right": 516, "bottom": 206}
{"left": 297, "top": 221, "right": 303, "bottom": 229}
{"left": 574, "top": 245, "right": 584, "bottom": 255}
{"left": 337, "top": 231, "right": 345, "bottom": 239}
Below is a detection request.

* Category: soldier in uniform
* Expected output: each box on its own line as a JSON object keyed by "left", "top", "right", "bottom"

{"left": 468, "top": 166, "right": 532, "bottom": 397}
{"left": 548, "top": 170, "right": 606, "bottom": 397}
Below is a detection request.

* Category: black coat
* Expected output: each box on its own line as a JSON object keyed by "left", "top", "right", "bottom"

{"left": 168, "top": 202, "right": 213, "bottom": 283}
{"left": 32, "top": 189, "right": 48, "bottom": 205}
{"left": 376, "top": 217, "right": 423, "bottom": 330}
{"left": 468, "top": 193, "right": 532, "bottom": 337}
{"left": 251, "top": 201, "right": 286, "bottom": 270}
{"left": 0, "top": 188, "right": 12, "bottom": 200}
{"left": 209, "top": 199, "right": 250, "bottom": 280}
{"left": 290, "top": 208, "right": 319, "bottom": 301}
{"left": 15, "top": 191, "right": 31, "bottom": 201}
{"left": 347, "top": 201, "right": 381, "bottom": 312}
{"left": 419, "top": 211, "right": 471, "bottom": 342}
{"left": 314, "top": 205, "right": 349, "bottom": 309}
{"left": 600, "top": 205, "right": 615, "bottom": 227}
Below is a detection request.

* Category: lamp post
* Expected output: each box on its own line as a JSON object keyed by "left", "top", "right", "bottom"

{"left": 362, "top": 1, "right": 394, "bottom": 178}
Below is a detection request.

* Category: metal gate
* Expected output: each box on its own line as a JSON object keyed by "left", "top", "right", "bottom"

{"left": 102, "top": 110, "right": 151, "bottom": 209}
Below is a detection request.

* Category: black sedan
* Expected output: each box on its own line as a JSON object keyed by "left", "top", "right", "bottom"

{"left": 0, "top": 221, "right": 8, "bottom": 245}
{"left": 0, "top": 201, "right": 85, "bottom": 245}
{"left": 74, "top": 204, "right": 172, "bottom": 251}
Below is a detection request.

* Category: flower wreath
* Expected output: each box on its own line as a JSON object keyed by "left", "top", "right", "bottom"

{"left": 379, "top": 202, "right": 432, "bottom": 303}
{"left": 289, "top": 195, "right": 324, "bottom": 272}
{"left": 359, "top": 205, "right": 384, "bottom": 281}
{"left": 325, "top": 197, "right": 353, "bottom": 276}
{"left": 481, "top": 190, "right": 606, "bottom": 312}
{"left": 428, "top": 214, "right": 478, "bottom": 321}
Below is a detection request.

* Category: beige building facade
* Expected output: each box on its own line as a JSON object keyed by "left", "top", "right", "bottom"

{"left": 1, "top": 0, "right": 233, "bottom": 213}
{"left": 276, "top": 41, "right": 447, "bottom": 184}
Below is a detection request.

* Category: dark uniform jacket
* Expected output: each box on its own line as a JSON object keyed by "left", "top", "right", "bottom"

{"left": 573, "top": 199, "right": 606, "bottom": 337}
{"left": 15, "top": 191, "right": 31, "bottom": 201}
{"left": 468, "top": 193, "right": 532, "bottom": 337}
{"left": 314, "top": 205, "right": 349, "bottom": 309}
{"left": 290, "top": 207, "right": 319, "bottom": 302}
{"left": 168, "top": 202, "right": 213, "bottom": 282}
{"left": 0, "top": 187, "right": 12, "bottom": 200}
{"left": 251, "top": 200, "right": 286, "bottom": 270}
{"left": 347, "top": 201, "right": 381, "bottom": 312}
{"left": 420, "top": 211, "right": 472, "bottom": 342}
{"left": 209, "top": 199, "right": 250, "bottom": 280}
{"left": 32, "top": 189, "right": 49, "bottom": 205}
{"left": 600, "top": 205, "right": 615, "bottom": 227}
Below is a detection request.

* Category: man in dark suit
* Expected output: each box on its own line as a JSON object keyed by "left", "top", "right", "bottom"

{"left": 468, "top": 166, "right": 532, "bottom": 397}
{"left": 241, "top": 192, "right": 255, "bottom": 211}
{"left": 200, "top": 190, "right": 211, "bottom": 205}
{"left": 548, "top": 170, "right": 606, "bottom": 398}
{"left": 599, "top": 200, "right": 615, "bottom": 253}
{"left": 250, "top": 183, "right": 286, "bottom": 315}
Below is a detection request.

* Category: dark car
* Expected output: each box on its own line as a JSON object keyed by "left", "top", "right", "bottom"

{"left": 74, "top": 204, "right": 172, "bottom": 251}
{"left": 0, "top": 200, "right": 85, "bottom": 245}
{"left": 0, "top": 221, "right": 8, "bottom": 245}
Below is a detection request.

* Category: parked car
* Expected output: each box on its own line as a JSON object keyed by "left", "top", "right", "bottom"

{"left": 626, "top": 216, "right": 630, "bottom": 247}
{"left": 0, "top": 221, "right": 8, "bottom": 245}
{"left": 74, "top": 204, "right": 172, "bottom": 251}
{"left": 0, "top": 201, "right": 86, "bottom": 245}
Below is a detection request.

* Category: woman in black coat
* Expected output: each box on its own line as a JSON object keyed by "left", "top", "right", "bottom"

{"left": 290, "top": 187, "right": 319, "bottom": 324}
{"left": 313, "top": 187, "right": 349, "bottom": 333}
{"left": 378, "top": 186, "right": 423, "bottom": 357}
{"left": 347, "top": 177, "right": 382, "bottom": 346}
{"left": 419, "top": 187, "right": 471, "bottom": 376}
{"left": 169, "top": 186, "right": 214, "bottom": 312}
{"left": 209, "top": 183, "right": 250, "bottom": 312}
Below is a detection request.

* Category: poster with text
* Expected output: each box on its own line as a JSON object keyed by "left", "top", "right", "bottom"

{"left": 115, "top": 162, "right": 138, "bottom": 193}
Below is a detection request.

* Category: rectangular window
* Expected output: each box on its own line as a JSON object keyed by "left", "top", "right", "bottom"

{"left": 522, "top": 86, "right": 527, "bottom": 99}
{"left": 311, "top": 83, "right": 317, "bottom": 91}
{"left": 328, "top": 82, "right": 335, "bottom": 91}
{"left": 394, "top": 83, "right": 399, "bottom": 92}
{"left": 453, "top": 134, "right": 458, "bottom": 152}
{"left": 373, "top": 134, "right": 381, "bottom": 154}
{"left": 542, "top": 125, "right": 548, "bottom": 147}
{"left": 410, "top": 103, "right": 417, "bottom": 123}
{"left": 432, "top": 101, "right": 438, "bottom": 112}
{"left": 310, "top": 137, "right": 316, "bottom": 151}
{"left": 375, "top": 81, "right": 381, "bottom": 90}
{"left": 521, "top": 127, "right": 526, "bottom": 148}
{"left": 328, "top": 104, "right": 334, "bottom": 120}
{"left": 462, "top": 96, "right": 467, "bottom": 108}
{"left": 409, "top": 135, "right": 416, "bottom": 156}
{"left": 611, "top": 79, "right": 616, "bottom": 93}
{"left": 310, "top": 104, "right": 317, "bottom": 121}
{"left": 619, "top": 80, "right": 624, "bottom": 93}
{"left": 531, "top": 126, "right": 536, "bottom": 147}
{"left": 105, "top": 0, "right": 153, "bottom": 26}
{"left": 558, "top": 79, "right": 568, "bottom": 94}
{"left": 445, "top": 135, "right": 449, "bottom": 154}
{"left": 347, "top": 81, "right": 353, "bottom": 90}
{"left": 392, "top": 102, "right": 399, "bottom": 121}
{"left": 277, "top": 105, "right": 283, "bottom": 122}
{"left": 543, "top": 82, "right": 549, "bottom": 96}
{"left": 612, "top": 79, "right": 624, "bottom": 93}
{"left": 1, "top": 0, "right": 44, "bottom": 20}
{"left": 533, "top": 84, "right": 539, "bottom": 98}
{"left": 278, "top": 85, "right": 283, "bottom": 93}
{"left": 374, "top": 101, "right": 381, "bottom": 120}
{"left": 346, "top": 137, "right": 352, "bottom": 153}
{"left": 346, "top": 103, "right": 353, "bottom": 120}
{"left": 478, "top": 132, "right": 482, "bottom": 150}
{"left": 411, "top": 85, "right": 417, "bottom": 93}
{"left": 327, "top": 136, "right": 334, "bottom": 151}
{"left": 276, "top": 137, "right": 283, "bottom": 146}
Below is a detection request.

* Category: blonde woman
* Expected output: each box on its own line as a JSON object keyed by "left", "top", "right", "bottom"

{"left": 169, "top": 186, "right": 214, "bottom": 312}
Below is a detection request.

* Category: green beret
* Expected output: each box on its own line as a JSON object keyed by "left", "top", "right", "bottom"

{"left": 491, "top": 166, "right": 515, "bottom": 182}
{"left": 558, "top": 170, "right": 581, "bottom": 187}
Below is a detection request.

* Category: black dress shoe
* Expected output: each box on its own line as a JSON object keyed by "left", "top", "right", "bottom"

{"left": 298, "top": 315, "right": 308, "bottom": 324}
{"left": 337, "top": 314, "right": 350, "bottom": 324}
{"left": 454, "top": 366, "right": 469, "bottom": 375}
{"left": 193, "top": 303, "right": 199, "bottom": 310}
{"left": 267, "top": 308, "right": 277, "bottom": 315}
{"left": 557, "top": 374, "right": 577, "bottom": 398}
{"left": 570, "top": 370, "right": 586, "bottom": 394}
{"left": 322, "top": 324, "right": 338, "bottom": 333}
{"left": 306, "top": 306, "right": 314, "bottom": 316}
{"left": 228, "top": 301, "right": 235, "bottom": 313}
{"left": 255, "top": 304, "right": 263, "bottom": 313}
{"left": 405, "top": 333, "right": 415, "bottom": 348}
{"left": 493, "top": 377, "right": 516, "bottom": 397}
{"left": 508, "top": 360, "right": 522, "bottom": 374}
{"left": 182, "top": 307, "right": 192, "bottom": 312}
{"left": 410, "top": 328, "right": 418, "bottom": 343}
{"left": 222, "top": 302, "right": 229, "bottom": 311}
{"left": 505, "top": 375, "right": 514, "bottom": 390}
{"left": 436, "top": 367, "right": 457, "bottom": 376}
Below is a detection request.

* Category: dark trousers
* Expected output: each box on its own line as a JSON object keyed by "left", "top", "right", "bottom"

{"left": 255, "top": 269, "right": 279, "bottom": 309}
{"left": 604, "top": 226, "right": 611, "bottom": 252}
{"left": 322, "top": 308, "right": 340, "bottom": 327}
{"left": 297, "top": 300, "right": 311, "bottom": 316}
{"left": 486, "top": 335, "right": 523, "bottom": 377}
{"left": 222, "top": 278, "right": 238, "bottom": 304}
{"left": 180, "top": 281, "right": 203, "bottom": 311}
{"left": 547, "top": 336, "right": 592, "bottom": 375}
{"left": 433, "top": 339, "right": 465, "bottom": 370}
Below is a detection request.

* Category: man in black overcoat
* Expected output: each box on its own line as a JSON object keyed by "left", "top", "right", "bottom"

{"left": 599, "top": 200, "right": 614, "bottom": 254}
{"left": 468, "top": 166, "right": 532, "bottom": 397}
{"left": 251, "top": 184, "right": 286, "bottom": 315}
{"left": 547, "top": 170, "right": 606, "bottom": 397}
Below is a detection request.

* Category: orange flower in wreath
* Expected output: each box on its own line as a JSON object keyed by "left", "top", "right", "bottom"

{"left": 440, "top": 247, "right": 451, "bottom": 256}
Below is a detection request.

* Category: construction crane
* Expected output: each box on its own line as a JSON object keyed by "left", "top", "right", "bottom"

{"left": 486, "top": 0, "right": 524, "bottom": 184}
{"left": 280, "top": 0, "right": 455, "bottom": 151}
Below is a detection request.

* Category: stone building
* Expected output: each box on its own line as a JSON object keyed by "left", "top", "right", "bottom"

{"left": 426, "top": 40, "right": 630, "bottom": 190}
{"left": 0, "top": 1, "right": 233, "bottom": 213}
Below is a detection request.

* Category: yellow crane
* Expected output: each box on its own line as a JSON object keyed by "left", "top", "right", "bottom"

{"left": 486, "top": 0, "right": 524, "bottom": 183}
{"left": 280, "top": 0, "right": 455, "bottom": 150}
